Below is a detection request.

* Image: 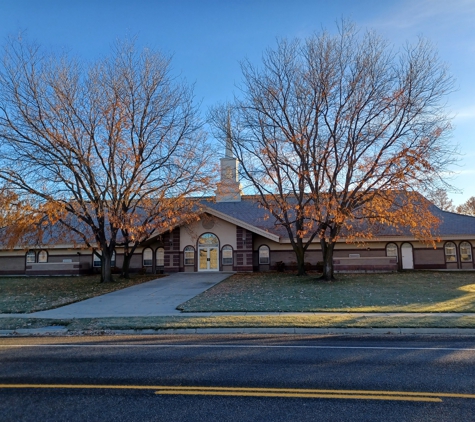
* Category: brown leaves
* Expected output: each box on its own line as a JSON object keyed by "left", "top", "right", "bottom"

{"left": 0, "top": 38, "right": 213, "bottom": 277}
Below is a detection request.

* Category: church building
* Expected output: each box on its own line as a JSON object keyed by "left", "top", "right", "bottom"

{"left": 1, "top": 142, "right": 475, "bottom": 276}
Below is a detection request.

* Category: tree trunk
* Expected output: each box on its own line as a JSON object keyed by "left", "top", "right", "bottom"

{"left": 295, "top": 246, "right": 306, "bottom": 276}
{"left": 320, "top": 239, "right": 335, "bottom": 282}
{"left": 121, "top": 253, "right": 131, "bottom": 279}
{"left": 100, "top": 249, "right": 113, "bottom": 283}
{"left": 120, "top": 240, "right": 139, "bottom": 279}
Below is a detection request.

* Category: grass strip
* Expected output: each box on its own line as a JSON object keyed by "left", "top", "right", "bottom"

{"left": 3, "top": 315, "right": 475, "bottom": 332}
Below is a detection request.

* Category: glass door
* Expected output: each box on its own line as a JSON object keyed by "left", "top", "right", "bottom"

{"left": 198, "top": 247, "right": 219, "bottom": 271}
{"left": 198, "top": 233, "right": 220, "bottom": 271}
{"left": 209, "top": 247, "right": 218, "bottom": 270}
{"left": 199, "top": 248, "right": 208, "bottom": 270}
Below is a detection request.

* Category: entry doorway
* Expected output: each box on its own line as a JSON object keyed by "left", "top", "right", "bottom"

{"left": 198, "top": 233, "right": 219, "bottom": 272}
{"left": 199, "top": 247, "right": 219, "bottom": 271}
{"left": 401, "top": 243, "right": 414, "bottom": 269}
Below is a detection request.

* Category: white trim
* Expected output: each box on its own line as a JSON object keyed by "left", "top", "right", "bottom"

{"left": 277, "top": 235, "right": 475, "bottom": 244}
{"left": 144, "top": 206, "right": 281, "bottom": 243}
{"left": 202, "top": 206, "right": 280, "bottom": 243}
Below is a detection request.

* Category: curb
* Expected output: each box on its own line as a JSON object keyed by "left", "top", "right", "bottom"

{"left": 3, "top": 327, "right": 475, "bottom": 336}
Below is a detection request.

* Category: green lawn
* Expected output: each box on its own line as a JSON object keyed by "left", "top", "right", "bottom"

{"left": 178, "top": 271, "right": 475, "bottom": 313}
{"left": 0, "top": 274, "right": 162, "bottom": 313}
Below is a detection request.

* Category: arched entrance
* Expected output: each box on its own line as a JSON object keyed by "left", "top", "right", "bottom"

{"left": 198, "top": 233, "right": 219, "bottom": 271}
{"left": 401, "top": 243, "right": 414, "bottom": 269}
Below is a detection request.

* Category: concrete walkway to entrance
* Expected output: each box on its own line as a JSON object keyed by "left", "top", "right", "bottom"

{"left": 28, "top": 272, "right": 233, "bottom": 318}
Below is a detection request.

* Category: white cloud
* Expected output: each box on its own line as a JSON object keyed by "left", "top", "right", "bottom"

{"left": 454, "top": 106, "right": 475, "bottom": 121}
{"left": 368, "top": 0, "right": 475, "bottom": 32}
{"left": 454, "top": 169, "right": 475, "bottom": 175}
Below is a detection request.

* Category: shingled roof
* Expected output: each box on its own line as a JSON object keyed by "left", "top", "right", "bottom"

{"left": 431, "top": 206, "right": 475, "bottom": 237}
{"left": 2, "top": 195, "right": 474, "bottom": 249}
{"left": 203, "top": 196, "right": 475, "bottom": 240}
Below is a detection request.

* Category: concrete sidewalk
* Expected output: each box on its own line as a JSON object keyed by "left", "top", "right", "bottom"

{"left": 21, "top": 272, "right": 233, "bottom": 318}
{"left": 2, "top": 270, "right": 475, "bottom": 337}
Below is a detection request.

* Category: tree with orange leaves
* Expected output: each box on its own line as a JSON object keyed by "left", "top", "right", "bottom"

{"left": 210, "top": 21, "right": 456, "bottom": 280}
{"left": 0, "top": 38, "right": 212, "bottom": 282}
{"left": 0, "top": 186, "right": 31, "bottom": 244}
{"left": 0, "top": 187, "right": 76, "bottom": 251}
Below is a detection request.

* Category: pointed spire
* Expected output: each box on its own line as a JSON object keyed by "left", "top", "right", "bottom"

{"left": 225, "top": 109, "right": 233, "bottom": 158}
{"left": 216, "top": 109, "right": 242, "bottom": 202}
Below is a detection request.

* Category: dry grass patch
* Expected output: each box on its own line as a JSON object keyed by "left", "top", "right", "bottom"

{"left": 178, "top": 271, "right": 475, "bottom": 313}
{"left": 0, "top": 274, "right": 163, "bottom": 313}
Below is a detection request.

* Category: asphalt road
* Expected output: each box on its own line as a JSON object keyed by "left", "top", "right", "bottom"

{"left": 1, "top": 334, "right": 475, "bottom": 421}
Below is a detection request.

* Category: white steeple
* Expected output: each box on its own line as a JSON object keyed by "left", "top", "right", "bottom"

{"left": 215, "top": 114, "right": 242, "bottom": 202}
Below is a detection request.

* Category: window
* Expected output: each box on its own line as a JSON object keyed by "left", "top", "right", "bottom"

{"left": 184, "top": 246, "right": 195, "bottom": 265}
{"left": 259, "top": 245, "right": 270, "bottom": 264}
{"left": 460, "top": 242, "right": 473, "bottom": 262}
{"left": 93, "top": 250, "right": 116, "bottom": 267}
{"left": 93, "top": 253, "right": 101, "bottom": 267}
{"left": 445, "top": 242, "right": 457, "bottom": 262}
{"left": 38, "top": 250, "right": 48, "bottom": 263}
{"left": 26, "top": 251, "right": 36, "bottom": 264}
{"left": 222, "top": 245, "right": 233, "bottom": 265}
{"left": 156, "top": 248, "right": 165, "bottom": 266}
{"left": 198, "top": 233, "right": 219, "bottom": 246}
{"left": 143, "top": 248, "right": 153, "bottom": 266}
{"left": 386, "top": 243, "right": 398, "bottom": 261}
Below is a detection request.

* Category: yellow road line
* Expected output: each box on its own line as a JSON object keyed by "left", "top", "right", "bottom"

{"left": 145, "top": 385, "right": 475, "bottom": 399}
{"left": 1, "top": 384, "right": 474, "bottom": 402}
{"left": 154, "top": 390, "right": 442, "bottom": 402}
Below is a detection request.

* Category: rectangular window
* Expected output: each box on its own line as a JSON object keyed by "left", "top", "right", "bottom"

{"left": 156, "top": 248, "right": 165, "bottom": 266}
{"left": 26, "top": 252, "right": 36, "bottom": 264}
{"left": 259, "top": 246, "right": 269, "bottom": 264}
{"left": 93, "top": 251, "right": 116, "bottom": 267}
{"left": 222, "top": 247, "right": 233, "bottom": 265}
{"left": 445, "top": 243, "right": 457, "bottom": 262}
{"left": 93, "top": 253, "right": 101, "bottom": 267}
{"left": 143, "top": 249, "right": 153, "bottom": 266}
{"left": 460, "top": 242, "right": 473, "bottom": 262}
{"left": 184, "top": 247, "right": 194, "bottom": 265}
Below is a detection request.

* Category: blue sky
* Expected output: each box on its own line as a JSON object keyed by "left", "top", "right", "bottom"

{"left": 1, "top": 0, "right": 474, "bottom": 205}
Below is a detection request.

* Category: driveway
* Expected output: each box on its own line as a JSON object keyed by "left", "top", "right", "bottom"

{"left": 30, "top": 272, "right": 233, "bottom": 318}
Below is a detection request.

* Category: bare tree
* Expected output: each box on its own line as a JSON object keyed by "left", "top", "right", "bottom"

{"left": 0, "top": 38, "right": 212, "bottom": 282}
{"left": 210, "top": 22, "right": 455, "bottom": 280}
{"left": 456, "top": 196, "right": 475, "bottom": 216}
{"left": 426, "top": 188, "right": 455, "bottom": 212}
